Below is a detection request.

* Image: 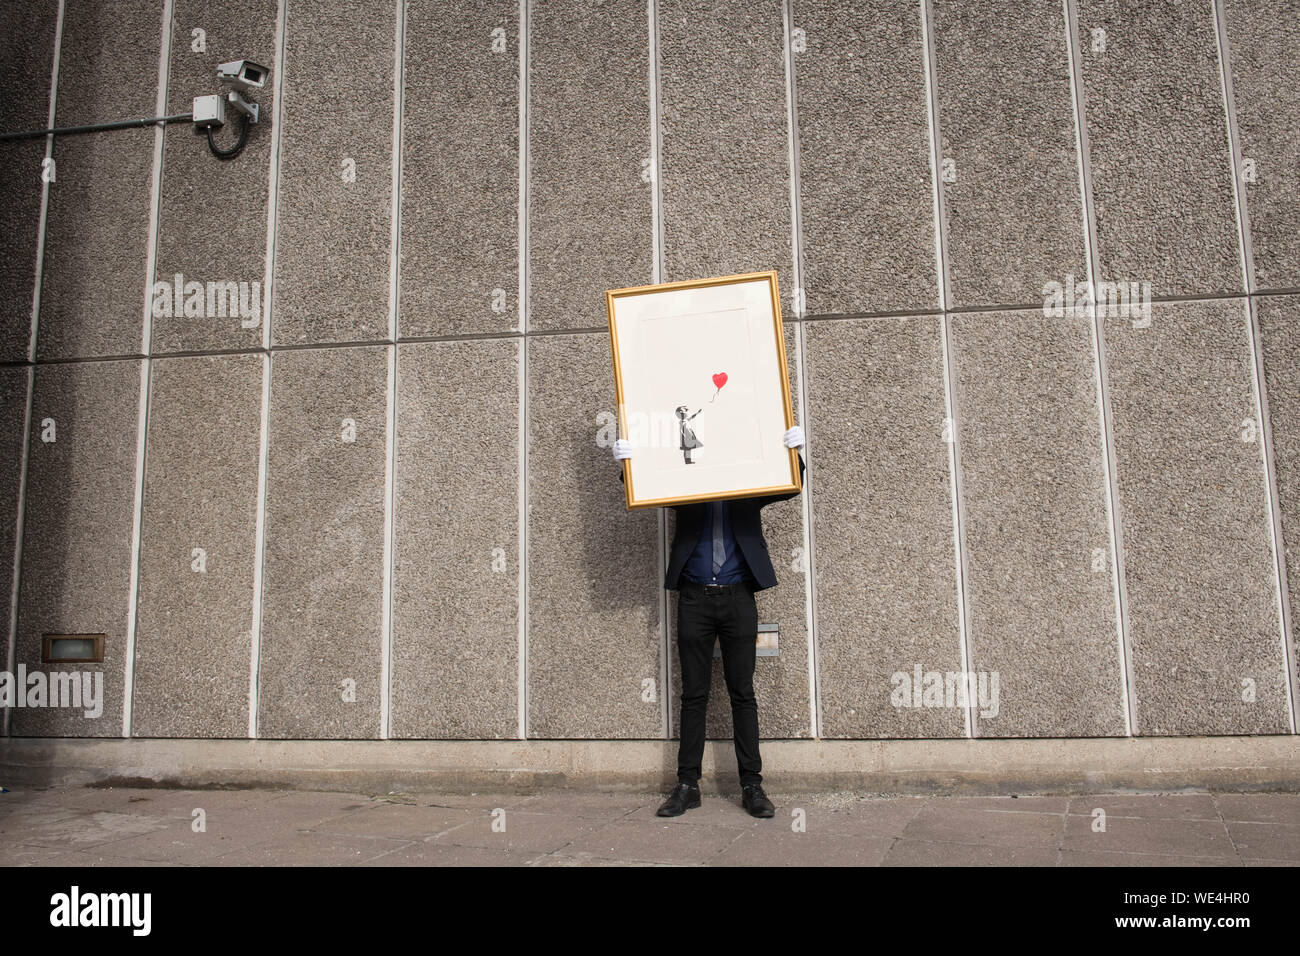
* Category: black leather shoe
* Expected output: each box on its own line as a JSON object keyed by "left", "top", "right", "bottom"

{"left": 741, "top": 784, "right": 775, "bottom": 818}
{"left": 656, "top": 782, "right": 701, "bottom": 817}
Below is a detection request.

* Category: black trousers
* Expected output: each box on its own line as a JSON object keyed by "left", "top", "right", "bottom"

{"left": 675, "top": 579, "right": 762, "bottom": 787}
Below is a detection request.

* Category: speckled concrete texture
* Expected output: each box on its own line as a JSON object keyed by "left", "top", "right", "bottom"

{"left": 11, "top": 359, "right": 142, "bottom": 737}
{"left": 933, "top": 0, "right": 1087, "bottom": 308}
{"left": 0, "top": 0, "right": 58, "bottom": 362}
{"left": 527, "top": 332, "right": 661, "bottom": 738}
{"left": 0, "top": 367, "right": 31, "bottom": 671}
{"left": 1076, "top": 0, "right": 1241, "bottom": 296}
{"left": 1223, "top": 0, "right": 1300, "bottom": 290}
{"left": 666, "top": 323, "right": 811, "bottom": 742}
{"left": 399, "top": 0, "right": 520, "bottom": 338}
{"left": 257, "top": 346, "right": 388, "bottom": 738}
{"left": 152, "top": 0, "right": 279, "bottom": 354}
{"left": 527, "top": 0, "right": 651, "bottom": 332}
{"left": 1104, "top": 299, "right": 1287, "bottom": 734}
{"left": 131, "top": 354, "right": 263, "bottom": 738}
{"left": 272, "top": 0, "right": 395, "bottom": 346}
{"left": 791, "top": 0, "right": 936, "bottom": 316}
{"left": 805, "top": 316, "right": 964, "bottom": 738}
{"left": 37, "top": 0, "right": 162, "bottom": 359}
{"left": 950, "top": 310, "right": 1123, "bottom": 737}
{"left": 390, "top": 339, "right": 519, "bottom": 738}
{"left": 657, "top": 0, "right": 793, "bottom": 303}
{"left": 1255, "top": 295, "right": 1300, "bottom": 701}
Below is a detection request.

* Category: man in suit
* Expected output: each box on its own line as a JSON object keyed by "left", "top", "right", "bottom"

{"left": 613, "top": 425, "right": 806, "bottom": 818}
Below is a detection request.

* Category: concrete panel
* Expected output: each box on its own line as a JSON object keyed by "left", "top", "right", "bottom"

{"left": 258, "top": 345, "right": 388, "bottom": 738}
{"left": 1255, "top": 295, "right": 1300, "bottom": 704}
{"left": 658, "top": 0, "right": 793, "bottom": 303}
{"left": 38, "top": 0, "right": 162, "bottom": 359}
{"left": 806, "top": 315, "right": 964, "bottom": 738}
{"left": 391, "top": 339, "right": 519, "bottom": 738}
{"left": 272, "top": 0, "right": 395, "bottom": 346}
{"left": 666, "top": 322, "right": 811, "bottom": 741}
{"left": 791, "top": 0, "right": 936, "bottom": 317}
{"left": 131, "top": 354, "right": 263, "bottom": 738}
{"left": 152, "top": 0, "right": 279, "bottom": 354}
{"left": 1223, "top": 0, "right": 1300, "bottom": 290}
{"left": 400, "top": 0, "right": 519, "bottom": 338}
{"left": 0, "top": 368, "right": 31, "bottom": 679}
{"left": 12, "top": 359, "right": 142, "bottom": 736}
{"left": 527, "top": 0, "right": 651, "bottom": 332}
{"left": 950, "top": 310, "right": 1123, "bottom": 737}
{"left": 933, "top": 0, "right": 1087, "bottom": 308}
{"left": 527, "top": 332, "right": 660, "bottom": 737}
{"left": 1105, "top": 299, "right": 1287, "bottom": 734}
{"left": 1076, "top": 0, "right": 1241, "bottom": 296}
{"left": 0, "top": 0, "right": 58, "bottom": 362}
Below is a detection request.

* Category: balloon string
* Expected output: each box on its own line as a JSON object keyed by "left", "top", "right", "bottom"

{"left": 709, "top": 388, "right": 720, "bottom": 403}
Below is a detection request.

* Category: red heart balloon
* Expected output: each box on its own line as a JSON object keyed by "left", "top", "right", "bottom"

{"left": 712, "top": 372, "right": 728, "bottom": 390}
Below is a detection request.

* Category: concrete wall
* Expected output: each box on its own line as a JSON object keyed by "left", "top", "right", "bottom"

{"left": 1, "top": 0, "right": 1297, "bottom": 745}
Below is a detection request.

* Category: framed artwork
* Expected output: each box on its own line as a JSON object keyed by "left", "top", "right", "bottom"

{"left": 605, "top": 270, "right": 800, "bottom": 510}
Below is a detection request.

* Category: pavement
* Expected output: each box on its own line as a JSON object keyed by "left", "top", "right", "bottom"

{"left": 0, "top": 785, "right": 1297, "bottom": 866}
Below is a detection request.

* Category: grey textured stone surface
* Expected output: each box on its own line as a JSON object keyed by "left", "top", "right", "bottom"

{"left": 658, "top": 0, "right": 793, "bottom": 303}
{"left": 0, "top": 367, "right": 30, "bottom": 669}
{"left": 0, "top": 0, "right": 58, "bottom": 362}
{"left": 390, "top": 339, "right": 519, "bottom": 738}
{"left": 37, "top": 0, "right": 161, "bottom": 359}
{"left": 1256, "top": 295, "right": 1300, "bottom": 701}
{"left": 152, "top": 0, "right": 279, "bottom": 354}
{"left": 1104, "top": 299, "right": 1286, "bottom": 734}
{"left": 1223, "top": 0, "right": 1300, "bottom": 290}
{"left": 805, "top": 315, "right": 964, "bottom": 738}
{"left": 131, "top": 354, "right": 262, "bottom": 738}
{"left": 792, "top": 0, "right": 936, "bottom": 316}
{"left": 1076, "top": 0, "right": 1242, "bottom": 296}
{"left": 666, "top": 323, "right": 811, "bottom": 741}
{"left": 527, "top": 0, "right": 651, "bottom": 332}
{"left": 399, "top": 0, "right": 519, "bottom": 338}
{"left": 272, "top": 0, "right": 395, "bottom": 346}
{"left": 933, "top": 0, "right": 1087, "bottom": 308}
{"left": 950, "top": 310, "right": 1123, "bottom": 737}
{"left": 527, "top": 332, "right": 661, "bottom": 738}
{"left": 12, "top": 360, "right": 142, "bottom": 736}
{"left": 258, "top": 346, "right": 387, "bottom": 738}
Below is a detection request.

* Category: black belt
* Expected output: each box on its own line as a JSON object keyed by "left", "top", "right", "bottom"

{"left": 681, "top": 578, "right": 752, "bottom": 594}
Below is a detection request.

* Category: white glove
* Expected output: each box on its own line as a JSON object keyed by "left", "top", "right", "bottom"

{"left": 612, "top": 438, "right": 633, "bottom": 461}
{"left": 783, "top": 425, "right": 805, "bottom": 449}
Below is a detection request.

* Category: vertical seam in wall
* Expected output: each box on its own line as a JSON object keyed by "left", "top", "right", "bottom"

{"left": 123, "top": 0, "right": 175, "bottom": 738}
{"left": 1065, "top": 0, "right": 1136, "bottom": 737}
{"left": 648, "top": 0, "right": 669, "bottom": 738}
{"left": 5, "top": 0, "right": 64, "bottom": 738}
{"left": 1212, "top": 0, "right": 1297, "bottom": 731}
{"left": 920, "top": 0, "right": 973, "bottom": 738}
{"left": 380, "top": 0, "right": 407, "bottom": 740}
{"left": 250, "top": 0, "right": 290, "bottom": 738}
{"left": 781, "top": 0, "right": 819, "bottom": 739}
{"left": 517, "top": 0, "right": 530, "bottom": 740}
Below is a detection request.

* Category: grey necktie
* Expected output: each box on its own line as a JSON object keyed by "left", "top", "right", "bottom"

{"left": 711, "top": 503, "right": 725, "bottom": 576}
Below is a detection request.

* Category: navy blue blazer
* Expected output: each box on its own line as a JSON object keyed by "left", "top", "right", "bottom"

{"left": 619, "top": 452, "right": 806, "bottom": 591}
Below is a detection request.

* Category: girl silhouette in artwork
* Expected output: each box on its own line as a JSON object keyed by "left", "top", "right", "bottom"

{"left": 676, "top": 405, "right": 703, "bottom": 464}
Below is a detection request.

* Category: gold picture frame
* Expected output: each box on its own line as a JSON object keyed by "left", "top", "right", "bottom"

{"left": 605, "top": 270, "right": 801, "bottom": 510}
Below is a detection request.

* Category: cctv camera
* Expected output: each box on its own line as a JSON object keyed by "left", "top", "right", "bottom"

{"left": 216, "top": 59, "right": 270, "bottom": 92}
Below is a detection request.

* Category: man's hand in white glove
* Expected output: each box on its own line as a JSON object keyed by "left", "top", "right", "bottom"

{"left": 612, "top": 438, "right": 633, "bottom": 461}
{"left": 783, "top": 425, "right": 805, "bottom": 449}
